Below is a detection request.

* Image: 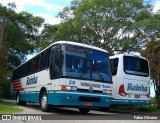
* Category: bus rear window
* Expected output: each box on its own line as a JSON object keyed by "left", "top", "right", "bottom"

{"left": 123, "top": 56, "right": 149, "bottom": 77}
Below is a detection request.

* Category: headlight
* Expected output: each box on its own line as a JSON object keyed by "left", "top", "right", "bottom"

{"left": 71, "top": 86, "right": 77, "bottom": 90}
{"left": 61, "top": 85, "right": 77, "bottom": 90}
{"left": 103, "top": 89, "right": 112, "bottom": 94}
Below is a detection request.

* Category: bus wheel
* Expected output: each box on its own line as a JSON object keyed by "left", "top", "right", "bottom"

{"left": 16, "top": 93, "right": 26, "bottom": 105}
{"left": 40, "top": 91, "right": 51, "bottom": 112}
{"left": 79, "top": 108, "right": 90, "bottom": 114}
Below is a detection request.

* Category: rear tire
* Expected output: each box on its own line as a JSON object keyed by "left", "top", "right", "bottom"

{"left": 40, "top": 91, "right": 51, "bottom": 112}
{"left": 16, "top": 93, "right": 26, "bottom": 105}
{"left": 79, "top": 108, "right": 90, "bottom": 114}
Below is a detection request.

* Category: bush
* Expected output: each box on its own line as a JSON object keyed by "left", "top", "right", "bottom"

{"left": 0, "top": 78, "right": 11, "bottom": 98}
{"left": 136, "top": 105, "right": 157, "bottom": 112}
{"left": 111, "top": 98, "right": 159, "bottom": 113}
{"left": 149, "top": 97, "right": 156, "bottom": 106}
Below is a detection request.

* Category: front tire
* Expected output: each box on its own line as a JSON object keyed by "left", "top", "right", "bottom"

{"left": 40, "top": 91, "right": 51, "bottom": 112}
{"left": 79, "top": 108, "right": 90, "bottom": 114}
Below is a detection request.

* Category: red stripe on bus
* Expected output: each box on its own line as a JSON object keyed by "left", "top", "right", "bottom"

{"left": 12, "top": 80, "right": 24, "bottom": 91}
{"left": 13, "top": 87, "right": 24, "bottom": 91}
{"left": 12, "top": 80, "right": 20, "bottom": 83}
{"left": 12, "top": 82, "right": 21, "bottom": 86}
{"left": 12, "top": 81, "right": 21, "bottom": 85}
{"left": 13, "top": 84, "right": 22, "bottom": 88}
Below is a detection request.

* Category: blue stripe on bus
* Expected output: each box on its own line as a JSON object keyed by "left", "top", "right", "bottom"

{"left": 10, "top": 91, "right": 40, "bottom": 103}
{"left": 19, "top": 92, "right": 39, "bottom": 103}
{"left": 10, "top": 93, "right": 16, "bottom": 100}
{"left": 10, "top": 90, "right": 112, "bottom": 107}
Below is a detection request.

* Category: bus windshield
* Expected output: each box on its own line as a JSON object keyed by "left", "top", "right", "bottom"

{"left": 64, "top": 45, "right": 111, "bottom": 83}
{"left": 124, "top": 56, "right": 149, "bottom": 77}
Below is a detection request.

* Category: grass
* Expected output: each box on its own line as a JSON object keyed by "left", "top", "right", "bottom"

{"left": 111, "top": 105, "right": 160, "bottom": 114}
{"left": 111, "top": 97, "right": 160, "bottom": 114}
{"left": 0, "top": 99, "right": 23, "bottom": 114}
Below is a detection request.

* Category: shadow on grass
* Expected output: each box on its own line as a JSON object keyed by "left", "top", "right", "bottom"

{"left": 0, "top": 99, "right": 23, "bottom": 114}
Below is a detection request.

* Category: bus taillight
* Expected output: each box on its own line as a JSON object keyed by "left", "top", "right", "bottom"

{"left": 118, "top": 84, "right": 127, "bottom": 97}
{"left": 147, "top": 87, "right": 150, "bottom": 98}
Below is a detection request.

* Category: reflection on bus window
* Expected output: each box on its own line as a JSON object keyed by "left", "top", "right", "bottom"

{"left": 64, "top": 48, "right": 111, "bottom": 82}
{"left": 65, "top": 54, "right": 90, "bottom": 79}
{"left": 124, "top": 56, "right": 149, "bottom": 76}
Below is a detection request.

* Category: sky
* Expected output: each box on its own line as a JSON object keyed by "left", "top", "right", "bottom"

{"left": 0, "top": 0, "right": 158, "bottom": 97}
{"left": 0, "top": 0, "right": 72, "bottom": 24}
{"left": 0, "top": 0, "right": 159, "bottom": 25}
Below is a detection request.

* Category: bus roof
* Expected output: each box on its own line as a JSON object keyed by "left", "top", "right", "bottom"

{"left": 14, "top": 41, "right": 108, "bottom": 70}
{"left": 110, "top": 53, "right": 148, "bottom": 61}
{"left": 45, "top": 41, "right": 108, "bottom": 53}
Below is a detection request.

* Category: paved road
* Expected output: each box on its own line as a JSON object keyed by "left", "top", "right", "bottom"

{"left": 1, "top": 99, "right": 160, "bottom": 122}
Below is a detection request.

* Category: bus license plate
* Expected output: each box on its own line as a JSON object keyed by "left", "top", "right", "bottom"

{"left": 84, "top": 102, "right": 92, "bottom": 106}
{"left": 135, "top": 95, "right": 140, "bottom": 98}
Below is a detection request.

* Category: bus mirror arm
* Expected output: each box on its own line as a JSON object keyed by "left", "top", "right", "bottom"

{"left": 111, "top": 61, "right": 114, "bottom": 75}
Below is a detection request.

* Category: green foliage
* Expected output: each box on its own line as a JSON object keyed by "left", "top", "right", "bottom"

{"left": 149, "top": 97, "right": 156, "bottom": 106}
{"left": 0, "top": 72, "right": 12, "bottom": 98}
{"left": 52, "top": 0, "right": 155, "bottom": 54}
{"left": 143, "top": 41, "right": 160, "bottom": 83}
{"left": 0, "top": 3, "right": 44, "bottom": 98}
{"left": 39, "top": 0, "right": 160, "bottom": 56}
{"left": 142, "top": 41, "right": 160, "bottom": 107}
{"left": 37, "top": 24, "right": 59, "bottom": 49}
{"left": 112, "top": 98, "right": 160, "bottom": 113}
{"left": 0, "top": 3, "right": 44, "bottom": 70}
{"left": 135, "top": 105, "right": 157, "bottom": 112}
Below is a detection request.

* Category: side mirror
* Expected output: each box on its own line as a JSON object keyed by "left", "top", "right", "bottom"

{"left": 110, "top": 58, "right": 118, "bottom": 76}
{"left": 55, "top": 48, "right": 63, "bottom": 62}
{"left": 111, "top": 60, "right": 117, "bottom": 76}
{"left": 111, "top": 61, "right": 114, "bottom": 75}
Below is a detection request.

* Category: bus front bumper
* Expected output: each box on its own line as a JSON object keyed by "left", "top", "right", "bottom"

{"left": 47, "top": 90, "right": 112, "bottom": 108}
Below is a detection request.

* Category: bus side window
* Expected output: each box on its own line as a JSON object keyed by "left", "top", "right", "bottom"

{"left": 50, "top": 49, "right": 55, "bottom": 79}
{"left": 26, "top": 61, "right": 32, "bottom": 75}
{"left": 39, "top": 53, "right": 45, "bottom": 70}
{"left": 111, "top": 58, "right": 119, "bottom": 76}
{"left": 39, "top": 49, "right": 51, "bottom": 70}
{"left": 44, "top": 49, "right": 51, "bottom": 68}
{"left": 31, "top": 55, "right": 40, "bottom": 73}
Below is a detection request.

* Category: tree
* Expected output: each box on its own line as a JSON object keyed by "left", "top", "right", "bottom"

{"left": 0, "top": 3, "right": 44, "bottom": 70}
{"left": 142, "top": 41, "right": 160, "bottom": 108}
{"left": 0, "top": 3, "right": 44, "bottom": 97}
{"left": 37, "top": 24, "right": 59, "bottom": 49}
{"left": 55, "top": 0, "right": 153, "bottom": 54}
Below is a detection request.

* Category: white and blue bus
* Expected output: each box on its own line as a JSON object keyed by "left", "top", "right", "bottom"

{"left": 10, "top": 41, "right": 112, "bottom": 113}
{"left": 110, "top": 53, "right": 150, "bottom": 105}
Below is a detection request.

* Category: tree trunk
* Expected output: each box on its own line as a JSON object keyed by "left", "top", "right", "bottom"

{"left": 155, "top": 90, "right": 160, "bottom": 108}
{"left": 0, "top": 47, "right": 6, "bottom": 78}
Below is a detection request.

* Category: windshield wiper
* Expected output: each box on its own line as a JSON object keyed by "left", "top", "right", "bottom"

{"left": 94, "top": 69, "right": 105, "bottom": 83}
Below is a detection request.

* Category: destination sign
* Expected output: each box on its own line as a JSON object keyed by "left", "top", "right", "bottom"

{"left": 66, "top": 46, "right": 85, "bottom": 53}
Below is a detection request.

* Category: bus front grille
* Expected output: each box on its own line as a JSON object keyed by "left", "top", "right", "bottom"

{"left": 77, "top": 89, "right": 102, "bottom": 93}
{"left": 78, "top": 96, "right": 101, "bottom": 102}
